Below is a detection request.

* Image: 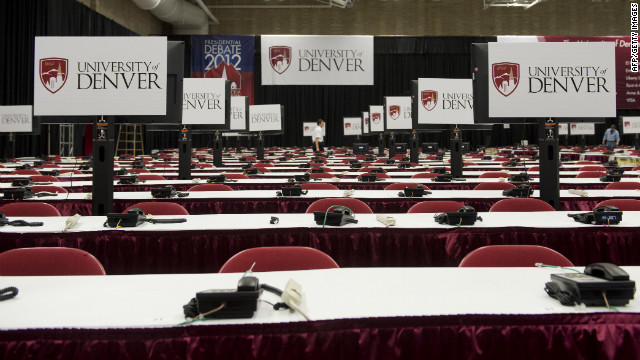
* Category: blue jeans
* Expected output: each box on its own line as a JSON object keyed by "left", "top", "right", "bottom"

{"left": 606, "top": 141, "right": 617, "bottom": 150}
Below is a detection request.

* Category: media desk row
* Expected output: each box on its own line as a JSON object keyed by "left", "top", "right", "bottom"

{"left": 1, "top": 267, "right": 638, "bottom": 359}
{"left": 1, "top": 189, "right": 638, "bottom": 215}
{"left": 1, "top": 212, "right": 640, "bottom": 274}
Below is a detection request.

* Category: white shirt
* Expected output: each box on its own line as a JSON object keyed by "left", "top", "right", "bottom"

{"left": 313, "top": 125, "right": 324, "bottom": 143}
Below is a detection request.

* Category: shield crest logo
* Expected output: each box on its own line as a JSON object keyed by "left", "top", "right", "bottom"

{"left": 389, "top": 105, "right": 401, "bottom": 120}
{"left": 345, "top": 123, "right": 351, "bottom": 129}
{"left": 421, "top": 90, "right": 437, "bottom": 111}
{"left": 492, "top": 62, "right": 520, "bottom": 97}
{"left": 571, "top": 124, "right": 577, "bottom": 130}
{"left": 624, "top": 121, "right": 631, "bottom": 129}
{"left": 372, "top": 113, "right": 381, "bottom": 124}
{"left": 39, "top": 58, "right": 68, "bottom": 94}
{"left": 269, "top": 46, "right": 292, "bottom": 74}
{"left": 365, "top": 117, "right": 369, "bottom": 125}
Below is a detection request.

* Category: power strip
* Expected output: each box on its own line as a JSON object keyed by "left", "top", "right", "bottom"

{"left": 569, "top": 189, "right": 589, "bottom": 197}
{"left": 281, "top": 279, "right": 310, "bottom": 320}
{"left": 376, "top": 214, "right": 396, "bottom": 226}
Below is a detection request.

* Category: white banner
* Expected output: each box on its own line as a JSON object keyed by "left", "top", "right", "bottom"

{"left": 488, "top": 42, "right": 616, "bottom": 118}
{"left": 230, "top": 96, "right": 248, "bottom": 131}
{"left": 0, "top": 106, "right": 33, "bottom": 133}
{"left": 362, "top": 112, "right": 369, "bottom": 134}
{"left": 621, "top": 117, "right": 640, "bottom": 134}
{"left": 384, "top": 96, "right": 412, "bottom": 130}
{"left": 303, "top": 122, "right": 325, "bottom": 137}
{"left": 417, "top": 78, "right": 473, "bottom": 125}
{"left": 343, "top": 117, "right": 362, "bottom": 136}
{"left": 182, "top": 78, "right": 226, "bottom": 125}
{"left": 569, "top": 123, "right": 595, "bottom": 135}
{"left": 261, "top": 35, "right": 374, "bottom": 85}
{"left": 34, "top": 37, "right": 167, "bottom": 116}
{"left": 558, "top": 123, "right": 569, "bottom": 135}
{"left": 249, "top": 104, "right": 282, "bottom": 132}
{"left": 369, "top": 106, "right": 385, "bottom": 133}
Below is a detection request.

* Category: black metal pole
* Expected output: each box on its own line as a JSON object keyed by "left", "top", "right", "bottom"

{"left": 539, "top": 119, "right": 560, "bottom": 210}
{"left": 91, "top": 116, "right": 114, "bottom": 216}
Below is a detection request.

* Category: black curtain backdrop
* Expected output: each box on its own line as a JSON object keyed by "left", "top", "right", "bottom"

{"left": 0, "top": 0, "right": 134, "bottom": 158}
{"left": 3, "top": 9, "right": 640, "bottom": 156}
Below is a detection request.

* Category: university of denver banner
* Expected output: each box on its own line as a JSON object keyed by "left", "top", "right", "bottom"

{"left": 499, "top": 36, "right": 635, "bottom": 109}
{"left": 191, "top": 35, "right": 255, "bottom": 104}
{"left": 261, "top": 35, "right": 374, "bottom": 85}
{"left": 488, "top": 42, "right": 616, "bottom": 118}
{"left": 34, "top": 37, "right": 167, "bottom": 115}
{"left": 416, "top": 78, "right": 473, "bottom": 125}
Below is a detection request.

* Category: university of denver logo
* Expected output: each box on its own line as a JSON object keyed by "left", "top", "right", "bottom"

{"left": 269, "top": 46, "right": 291, "bottom": 74}
{"left": 624, "top": 121, "right": 631, "bottom": 130}
{"left": 39, "top": 58, "right": 68, "bottom": 94}
{"left": 389, "top": 105, "right": 400, "bottom": 120}
{"left": 371, "top": 113, "right": 381, "bottom": 124}
{"left": 492, "top": 62, "right": 519, "bottom": 97}
{"left": 421, "top": 90, "right": 437, "bottom": 111}
{"left": 345, "top": 123, "right": 351, "bottom": 129}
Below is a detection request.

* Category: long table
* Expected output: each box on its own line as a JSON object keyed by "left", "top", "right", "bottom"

{"left": 0, "top": 267, "right": 638, "bottom": 359}
{"left": 2, "top": 212, "right": 640, "bottom": 274}
{"left": 2, "top": 189, "right": 639, "bottom": 215}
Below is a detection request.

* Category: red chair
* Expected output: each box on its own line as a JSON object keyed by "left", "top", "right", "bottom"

{"left": 39, "top": 164, "right": 61, "bottom": 168}
{"left": 575, "top": 171, "right": 607, "bottom": 178}
{"left": 494, "top": 157, "right": 510, "bottom": 162}
{"left": 359, "top": 167, "right": 387, "bottom": 173}
{"left": 407, "top": 201, "right": 464, "bottom": 213}
{"left": 605, "top": 182, "right": 640, "bottom": 190}
{"left": 478, "top": 172, "right": 510, "bottom": 178}
{"left": 430, "top": 167, "right": 450, "bottom": 173}
{"left": 459, "top": 245, "right": 574, "bottom": 267}
{"left": 360, "top": 172, "right": 390, "bottom": 179}
{"left": 528, "top": 166, "right": 540, "bottom": 171}
{"left": 219, "top": 247, "right": 339, "bottom": 273}
{"left": 188, "top": 184, "right": 234, "bottom": 191}
{"left": 127, "top": 168, "right": 151, "bottom": 174}
{"left": 254, "top": 163, "right": 274, "bottom": 168}
{"left": 463, "top": 162, "right": 477, "bottom": 166}
{"left": 123, "top": 202, "right": 189, "bottom": 215}
{"left": 310, "top": 173, "right": 335, "bottom": 179}
{"left": 473, "top": 182, "right": 516, "bottom": 190}
{"left": 384, "top": 183, "right": 430, "bottom": 191}
{"left": 0, "top": 202, "right": 62, "bottom": 216}
{"left": 242, "top": 156, "right": 257, "bottom": 162}
{"left": 594, "top": 199, "right": 640, "bottom": 211}
{"left": 9, "top": 169, "right": 41, "bottom": 175}
{"left": 300, "top": 183, "right": 340, "bottom": 190}
{"left": 307, "top": 167, "right": 334, "bottom": 173}
{"left": 305, "top": 198, "right": 373, "bottom": 214}
{"left": 137, "top": 174, "right": 167, "bottom": 181}
{"left": 225, "top": 173, "right": 250, "bottom": 180}
{"left": 0, "top": 247, "right": 106, "bottom": 276}
{"left": 151, "top": 163, "right": 174, "bottom": 168}
{"left": 411, "top": 173, "right": 439, "bottom": 179}
{"left": 30, "top": 185, "right": 68, "bottom": 194}
{"left": 489, "top": 198, "right": 555, "bottom": 212}
{"left": 632, "top": 166, "right": 640, "bottom": 171}
{"left": 576, "top": 161, "right": 599, "bottom": 165}
{"left": 30, "top": 175, "right": 60, "bottom": 182}
{"left": 252, "top": 167, "right": 271, "bottom": 173}
{"left": 196, "top": 163, "right": 214, "bottom": 168}
{"left": 578, "top": 165, "right": 607, "bottom": 172}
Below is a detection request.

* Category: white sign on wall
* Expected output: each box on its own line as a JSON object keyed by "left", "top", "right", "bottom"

{"left": 343, "top": 117, "right": 362, "bottom": 136}
{"left": 230, "top": 96, "right": 249, "bottom": 131}
{"left": 249, "top": 104, "right": 282, "bottom": 132}
{"left": 558, "top": 123, "right": 569, "bottom": 135}
{"left": 384, "top": 96, "right": 413, "bottom": 130}
{"left": 569, "top": 123, "right": 596, "bottom": 135}
{"left": 369, "top": 106, "right": 385, "bottom": 133}
{"left": 0, "top": 106, "right": 33, "bottom": 133}
{"left": 182, "top": 78, "right": 226, "bottom": 125}
{"left": 362, "top": 112, "right": 369, "bottom": 134}
{"left": 303, "top": 122, "right": 325, "bottom": 137}
{"left": 417, "top": 78, "right": 473, "bottom": 125}
{"left": 488, "top": 42, "right": 616, "bottom": 118}
{"left": 34, "top": 37, "right": 167, "bottom": 116}
{"left": 261, "top": 35, "right": 374, "bottom": 85}
{"left": 621, "top": 117, "right": 640, "bottom": 134}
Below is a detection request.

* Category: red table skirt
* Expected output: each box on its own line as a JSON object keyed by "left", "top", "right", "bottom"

{"left": 1, "top": 313, "right": 639, "bottom": 360}
{"left": 2, "top": 226, "right": 640, "bottom": 274}
{"left": 0, "top": 197, "right": 618, "bottom": 216}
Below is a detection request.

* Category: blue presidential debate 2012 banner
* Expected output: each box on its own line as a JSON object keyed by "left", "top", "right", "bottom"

{"left": 191, "top": 35, "right": 255, "bottom": 104}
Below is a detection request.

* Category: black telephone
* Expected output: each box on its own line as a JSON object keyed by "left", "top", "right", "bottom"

{"left": 104, "top": 208, "right": 187, "bottom": 228}
{"left": 313, "top": 206, "right": 358, "bottom": 226}
{"left": 600, "top": 174, "right": 622, "bottom": 182}
{"left": 547, "top": 263, "right": 635, "bottom": 306}
{"left": 350, "top": 162, "right": 362, "bottom": 169}
{"left": 0, "top": 212, "right": 44, "bottom": 227}
{"left": 208, "top": 174, "right": 227, "bottom": 183}
{"left": 150, "top": 185, "right": 189, "bottom": 199}
{"left": 118, "top": 175, "right": 140, "bottom": 185}
{"left": 502, "top": 184, "right": 533, "bottom": 198}
{"left": 11, "top": 178, "right": 33, "bottom": 187}
{"left": 359, "top": 173, "right": 378, "bottom": 182}
{"left": 398, "top": 184, "right": 431, "bottom": 198}
{"left": 431, "top": 173, "right": 453, "bottom": 182}
{"left": 434, "top": 206, "right": 482, "bottom": 226}
{"left": 277, "top": 184, "right": 308, "bottom": 197}
{"left": 568, "top": 205, "right": 622, "bottom": 225}
{"left": 3, "top": 187, "right": 35, "bottom": 200}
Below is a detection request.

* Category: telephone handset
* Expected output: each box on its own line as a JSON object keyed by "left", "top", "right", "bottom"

{"left": 547, "top": 262, "right": 635, "bottom": 306}
{"left": 584, "top": 262, "right": 629, "bottom": 281}
{"left": 313, "top": 205, "right": 358, "bottom": 226}
{"left": 568, "top": 205, "right": 622, "bottom": 225}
